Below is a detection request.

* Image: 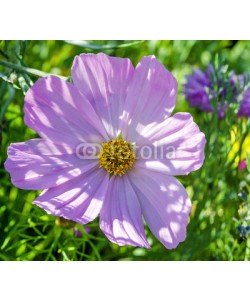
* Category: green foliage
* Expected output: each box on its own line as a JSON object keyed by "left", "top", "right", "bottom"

{"left": 1, "top": 40, "right": 250, "bottom": 260}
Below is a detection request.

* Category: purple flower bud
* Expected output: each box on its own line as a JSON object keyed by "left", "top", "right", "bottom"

{"left": 73, "top": 228, "right": 83, "bottom": 238}
{"left": 73, "top": 226, "right": 91, "bottom": 238}
{"left": 85, "top": 226, "right": 91, "bottom": 233}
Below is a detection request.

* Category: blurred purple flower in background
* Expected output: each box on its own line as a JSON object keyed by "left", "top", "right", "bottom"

{"left": 183, "top": 66, "right": 212, "bottom": 112}
{"left": 183, "top": 65, "right": 250, "bottom": 119}
{"left": 238, "top": 87, "right": 250, "bottom": 118}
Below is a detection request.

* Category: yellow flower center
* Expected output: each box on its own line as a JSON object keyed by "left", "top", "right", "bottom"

{"left": 98, "top": 137, "right": 136, "bottom": 176}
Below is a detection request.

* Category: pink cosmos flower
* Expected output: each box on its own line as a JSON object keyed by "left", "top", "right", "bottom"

{"left": 238, "top": 159, "right": 247, "bottom": 171}
{"left": 5, "top": 53, "right": 206, "bottom": 249}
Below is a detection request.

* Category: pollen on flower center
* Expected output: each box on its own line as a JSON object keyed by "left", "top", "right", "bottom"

{"left": 98, "top": 137, "right": 136, "bottom": 176}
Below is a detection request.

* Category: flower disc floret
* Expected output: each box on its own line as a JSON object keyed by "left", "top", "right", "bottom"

{"left": 98, "top": 138, "right": 135, "bottom": 176}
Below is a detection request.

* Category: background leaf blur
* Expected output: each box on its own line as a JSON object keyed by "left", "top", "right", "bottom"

{"left": 1, "top": 40, "right": 250, "bottom": 261}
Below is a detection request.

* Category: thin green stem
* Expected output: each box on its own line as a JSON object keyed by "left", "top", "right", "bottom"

{"left": 0, "top": 49, "right": 9, "bottom": 59}
{"left": 0, "top": 60, "right": 67, "bottom": 79}
{"left": 0, "top": 85, "right": 15, "bottom": 121}
{"left": 65, "top": 40, "right": 145, "bottom": 50}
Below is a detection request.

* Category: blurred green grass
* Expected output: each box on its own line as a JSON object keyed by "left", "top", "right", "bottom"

{"left": 1, "top": 40, "right": 250, "bottom": 260}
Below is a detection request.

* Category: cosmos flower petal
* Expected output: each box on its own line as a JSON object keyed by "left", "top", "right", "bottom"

{"left": 130, "top": 169, "right": 191, "bottom": 249}
{"left": 120, "top": 55, "right": 178, "bottom": 141}
{"left": 71, "top": 53, "right": 134, "bottom": 138}
{"left": 135, "top": 112, "right": 206, "bottom": 175}
{"left": 4, "top": 139, "right": 98, "bottom": 190}
{"left": 100, "top": 175, "right": 150, "bottom": 248}
{"left": 34, "top": 168, "right": 109, "bottom": 224}
{"left": 24, "top": 76, "right": 108, "bottom": 148}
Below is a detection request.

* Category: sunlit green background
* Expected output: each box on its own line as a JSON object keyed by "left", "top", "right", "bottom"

{"left": 1, "top": 40, "right": 250, "bottom": 260}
